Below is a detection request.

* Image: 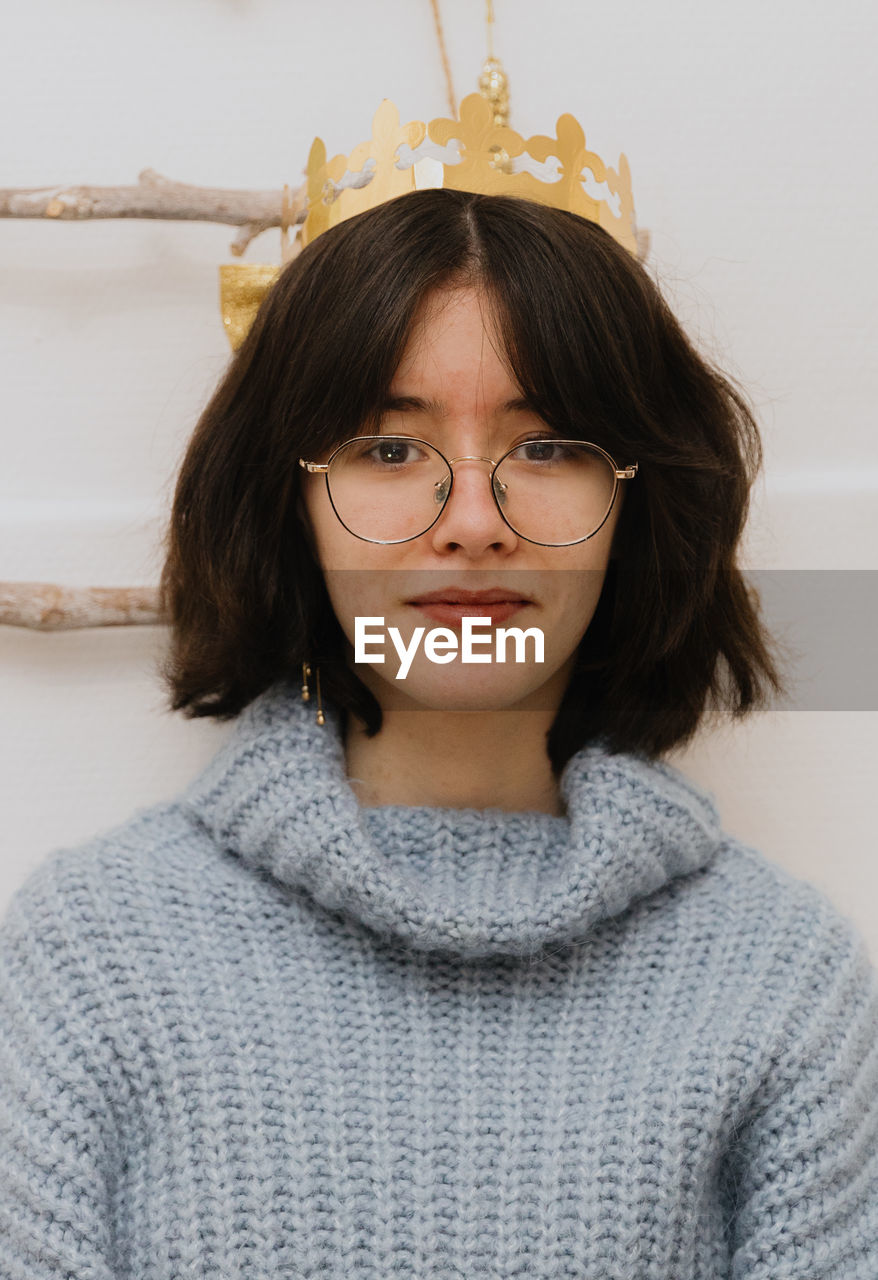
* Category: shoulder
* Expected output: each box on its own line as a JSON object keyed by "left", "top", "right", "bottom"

{"left": 619, "top": 811, "right": 876, "bottom": 1025}
{"left": 1, "top": 798, "right": 230, "bottom": 952}
{"left": 707, "top": 832, "right": 869, "bottom": 955}
{"left": 640, "top": 752, "right": 869, "bottom": 960}
{"left": 687, "top": 834, "right": 877, "bottom": 1042}
{"left": 0, "top": 799, "right": 253, "bottom": 1098}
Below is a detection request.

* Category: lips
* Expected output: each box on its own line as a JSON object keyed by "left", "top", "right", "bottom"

{"left": 406, "top": 588, "right": 533, "bottom": 629}
{"left": 406, "top": 588, "right": 534, "bottom": 606}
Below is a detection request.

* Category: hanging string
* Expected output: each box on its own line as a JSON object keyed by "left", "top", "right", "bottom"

{"left": 479, "top": 0, "right": 510, "bottom": 126}
{"left": 280, "top": 183, "right": 292, "bottom": 264}
{"left": 429, "top": 0, "right": 457, "bottom": 119}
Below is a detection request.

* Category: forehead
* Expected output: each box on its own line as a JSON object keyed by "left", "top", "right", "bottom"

{"left": 389, "top": 285, "right": 525, "bottom": 405}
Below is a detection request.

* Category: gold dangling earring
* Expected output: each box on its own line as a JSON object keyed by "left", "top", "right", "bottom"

{"left": 314, "top": 665, "right": 325, "bottom": 726}
{"left": 300, "top": 660, "right": 325, "bottom": 726}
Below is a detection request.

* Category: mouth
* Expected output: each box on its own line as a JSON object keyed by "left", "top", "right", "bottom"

{"left": 406, "top": 588, "right": 534, "bottom": 628}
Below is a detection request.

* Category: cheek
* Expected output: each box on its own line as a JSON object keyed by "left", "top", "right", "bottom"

{"left": 299, "top": 482, "right": 403, "bottom": 634}
{"left": 542, "top": 561, "right": 611, "bottom": 653}
{"left": 321, "top": 558, "right": 408, "bottom": 655}
{"left": 577, "top": 572, "right": 609, "bottom": 625}
{"left": 322, "top": 569, "right": 378, "bottom": 642}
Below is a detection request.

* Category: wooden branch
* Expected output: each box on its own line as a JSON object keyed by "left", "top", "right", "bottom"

{"left": 0, "top": 169, "right": 307, "bottom": 257}
{"left": 1, "top": 169, "right": 650, "bottom": 261}
{"left": 0, "top": 583, "right": 162, "bottom": 631}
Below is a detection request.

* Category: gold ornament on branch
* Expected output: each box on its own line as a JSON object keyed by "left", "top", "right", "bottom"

{"left": 478, "top": 58, "right": 510, "bottom": 128}
{"left": 479, "top": 0, "right": 510, "bottom": 127}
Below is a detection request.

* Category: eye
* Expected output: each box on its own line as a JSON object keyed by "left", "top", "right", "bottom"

{"left": 364, "top": 438, "right": 425, "bottom": 467}
{"left": 507, "top": 437, "right": 572, "bottom": 464}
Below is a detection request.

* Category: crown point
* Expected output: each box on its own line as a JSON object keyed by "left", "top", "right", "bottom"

{"left": 460, "top": 91, "right": 491, "bottom": 117}
{"left": 556, "top": 113, "right": 585, "bottom": 147}
{"left": 373, "top": 97, "right": 401, "bottom": 128}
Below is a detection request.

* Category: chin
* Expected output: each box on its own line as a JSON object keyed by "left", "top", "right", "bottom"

{"left": 368, "top": 666, "right": 565, "bottom": 715}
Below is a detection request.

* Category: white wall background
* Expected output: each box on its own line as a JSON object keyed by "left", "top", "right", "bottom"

{"left": 2, "top": 1, "right": 876, "bottom": 951}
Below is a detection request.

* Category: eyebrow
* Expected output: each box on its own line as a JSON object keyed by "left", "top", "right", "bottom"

{"left": 379, "top": 394, "right": 538, "bottom": 416}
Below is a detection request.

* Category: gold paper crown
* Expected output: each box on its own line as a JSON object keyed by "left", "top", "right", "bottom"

{"left": 220, "top": 94, "right": 637, "bottom": 349}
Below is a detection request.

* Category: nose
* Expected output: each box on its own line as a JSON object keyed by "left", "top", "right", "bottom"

{"left": 426, "top": 455, "right": 518, "bottom": 556}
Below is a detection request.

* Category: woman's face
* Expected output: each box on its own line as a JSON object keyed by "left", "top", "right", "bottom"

{"left": 299, "top": 284, "right": 625, "bottom": 714}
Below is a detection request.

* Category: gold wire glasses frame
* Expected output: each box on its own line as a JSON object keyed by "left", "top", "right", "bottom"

{"left": 298, "top": 434, "right": 639, "bottom": 546}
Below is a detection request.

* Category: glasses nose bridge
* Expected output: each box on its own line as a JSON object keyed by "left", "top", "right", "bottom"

{"left": 443, "top": 454, "right": 502, "bottom": 494}
{"left": 446, "top": 454, "right": 498, "bottom": 469}
{"left": 436, "top": 453, "right": 508, "bottom": 518}
{"left": 442, "top": 455, "right": 506, "bottom": 499}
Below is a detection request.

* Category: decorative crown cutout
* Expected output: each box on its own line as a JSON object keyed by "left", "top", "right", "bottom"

{"left": 300, "top": 95, "right": 637, "bottom": 256}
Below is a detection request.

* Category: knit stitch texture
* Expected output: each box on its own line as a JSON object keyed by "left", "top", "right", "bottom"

{"left": 1, "top": 676, "right": 877, "bottom": 1278}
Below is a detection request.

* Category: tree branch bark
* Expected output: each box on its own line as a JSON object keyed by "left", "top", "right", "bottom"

{"left": 0, "top": 168, "right": 307, "bottom": 256}
{"left": 0, "top": 583, "right": 162, "bottom": 631}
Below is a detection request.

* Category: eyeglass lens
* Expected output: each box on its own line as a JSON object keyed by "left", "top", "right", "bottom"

{"left": 324, "top": 436, "right": 618, "bottom": 545}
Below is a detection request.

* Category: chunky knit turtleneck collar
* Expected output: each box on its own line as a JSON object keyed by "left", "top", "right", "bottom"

{"left": 180, "top": 677, "right": 723, "bottom": 960}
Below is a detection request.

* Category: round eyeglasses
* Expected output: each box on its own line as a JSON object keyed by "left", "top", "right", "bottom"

{"left": 298, "top": 435, "right": 638, "bottom": 547}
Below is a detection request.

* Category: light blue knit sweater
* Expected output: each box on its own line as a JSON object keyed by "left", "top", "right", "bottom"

{"left": 2, "top": 677, "right": 877, "bottom": 1279}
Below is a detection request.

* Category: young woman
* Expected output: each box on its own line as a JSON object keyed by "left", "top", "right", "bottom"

{"left": 2, "top": 189, "right": 876, "bottom": 1279}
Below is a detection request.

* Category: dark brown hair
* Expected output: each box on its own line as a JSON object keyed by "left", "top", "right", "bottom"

{"left": 157, "top": 187, "right": 789, "bottom": 772}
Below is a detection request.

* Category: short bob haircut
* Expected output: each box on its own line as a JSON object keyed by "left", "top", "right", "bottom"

{"left": 157, "top": 187, "right": 789, "bottom": 773}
